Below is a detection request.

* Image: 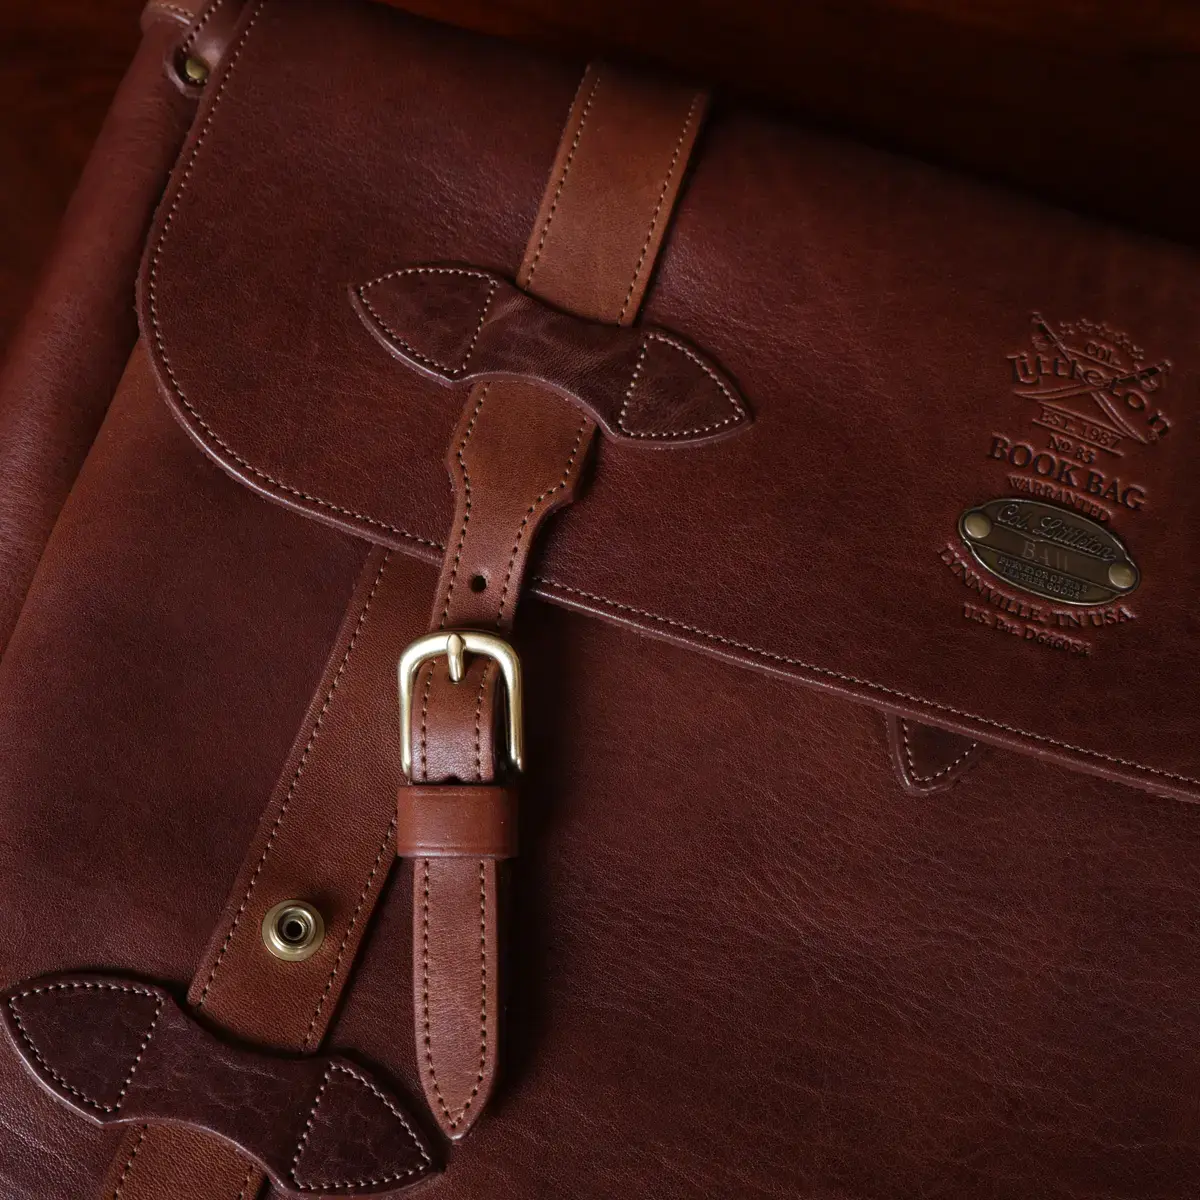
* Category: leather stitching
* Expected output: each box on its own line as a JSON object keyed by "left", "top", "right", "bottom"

{"left": 899, "top": 718, "right": 979, "bottom": 786}
{"left": 618, "top": 331, "right": 746, "bottom": 439}
{"left": 301, "top": 813, "right": 398, "bottom": 1050}
{"left": 146, "top": 2, "right": 197, "bottom": 25}
{"left": 438, "top": 385, "right": 490, "bottom": 631}
{"left": 522, "top": 69, "right": 602, "bottom": 288}
{"left": 533, "top": 577, "right": 1200, "bottom": 790}
{"left": 197, "top": 550, "right": 392, "bottom": 1006}
{"left": 356, "top": 267, "right": 499, "bottom": 378}
{"left": 234, "top": 1165, "right": 257, "bottom": 1200}
{"left": 7, "top": 982, "right": 163, "bottom": 1114}
{"left": 111, "top": 1127, "right": 148, "bottom": 1198}
{"left": 494, "top": 414, "right": 592, "bottom": 626}
{"left": 147, "top": 0, "right": 439, "bottom": 555}
{"left": 182, "top": 0, "right": 227, "bottom": 54}
{"left": 142, "top": 0, "right": 1195, "bottom": 800}
{"left": 421, "top": 859, "right": 489, "bottom": 1129}
{"left": 617, "top": 93, "right": 704, "bottom": 323}
{"left": 291, "top": 1062, "right": 430, "bottom": 1189}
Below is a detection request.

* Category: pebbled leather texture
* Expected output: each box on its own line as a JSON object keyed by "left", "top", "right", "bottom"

{"left": 351, "top": 265, "right": 749, "bottom": 446}
{"left": 885, "top": 714, "right": 984, "bottom": 794}
{"left": 2, "top": 974, "right": 434, "bottom": 1196}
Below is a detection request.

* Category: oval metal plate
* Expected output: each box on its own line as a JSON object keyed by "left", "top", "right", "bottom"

{"left": 957, "top": 498, "right": 1139, "bottom": 606}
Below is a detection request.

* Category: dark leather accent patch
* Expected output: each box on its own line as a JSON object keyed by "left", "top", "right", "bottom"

{"left": 2, "top": 974, "right": 436, "bottom": 1196}
{"left": 349, "top": 265, "right": 751, "bottom": 446}
{"left": 885, "top": 714, "right": 985, "bottom": 795}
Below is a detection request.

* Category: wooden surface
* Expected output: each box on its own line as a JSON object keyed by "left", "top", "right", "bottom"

{"left": 2, "top": 0, "right": 1196, "bottom": 351}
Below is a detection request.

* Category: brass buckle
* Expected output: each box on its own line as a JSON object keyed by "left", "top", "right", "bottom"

{"left": 397, "top": 631, "right": 525, "bottom": 780}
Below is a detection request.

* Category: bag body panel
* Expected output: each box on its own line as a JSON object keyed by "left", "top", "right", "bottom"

{"left": 2, "top": 352, "right": 1199, "bottom": 1199}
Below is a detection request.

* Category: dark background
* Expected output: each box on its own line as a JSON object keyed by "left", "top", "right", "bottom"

{"left": 3, "top": 0, "right": 1198, "bottom": 351}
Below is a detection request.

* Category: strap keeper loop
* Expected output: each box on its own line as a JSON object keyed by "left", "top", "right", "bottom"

{"left": 397, "top": 785, "right": 518, "bottom": 859}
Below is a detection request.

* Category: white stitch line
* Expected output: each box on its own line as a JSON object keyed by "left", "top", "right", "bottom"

{"left": 291, "top": 1062, "right": 430, "bottom": 1190}
{"left": 111, "top": 1127, "right": 148, "bottom": 1199}
{"left": 182, "top": 0, "right": 227, "bottom": 54}
{"left": 618, "top": 331, "right": 746, "bottom": 440}
{"left": 495, "top": 415, "right": 591, "bottom": 625}
{"left": 532, "top": 577, "right": 1200, "bottom": 789}
{"left": 300, "top": 814, "right": 398, "bottom": 1050}
{"left": 234, "top": 1164, "right": 257, "bottom": 1200}
{"left": 146, "top": 0, "right": 439, "bottom": 555}
{"left": 900, "top": 718, "right": 978, "bottom": 785}
{"left": 522, "top": 68, "right": 602, "bottom": 288}
{"left": 147, "top": 1, "right": 196, "bottom": 25}
{"left": 197, "top": 550, "right": 391, "bottom": 1006}
{"left": 7, "top": 983, "right": 163, "bottom": 1114}
{"left": 357, "top": 267, "right": 499, "bottom": 377}
{"left": 617, "top": 93, "right": 704, "bottom": 323}
{"left": 139, "top": 0, "right": 1194, "bottom": 797}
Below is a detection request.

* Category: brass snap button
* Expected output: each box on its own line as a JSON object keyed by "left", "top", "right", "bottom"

{"left": 261, "top": 900, "right": 325, "bottom": 961}
{"left": 180, "top": 55, "right": 210, "bottom": 85}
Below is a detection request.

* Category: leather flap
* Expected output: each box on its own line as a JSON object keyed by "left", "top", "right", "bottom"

{"left": 139, "top": 0, "right": 1200, "bottom": 801}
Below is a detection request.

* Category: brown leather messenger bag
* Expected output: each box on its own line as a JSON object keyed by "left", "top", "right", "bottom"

{"left": 2, "top": 2, "right": 1199, "bottom": 1198}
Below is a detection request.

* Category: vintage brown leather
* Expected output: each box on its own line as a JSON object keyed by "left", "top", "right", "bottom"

{"left": 3, "top": 974, "right": 434, "bottom": 1196}
{"left": 4, "top": 0, "right": 1200, "bottom": 1198}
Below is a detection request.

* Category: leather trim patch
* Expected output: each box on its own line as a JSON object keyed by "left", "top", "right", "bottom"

{"left": 2, "top": 974, "right": 436, "bottom": 1196}
{"left": 350, "top": 265, "right": 750, "bottom": 446}
{"left": 884, "top": 714, "right": 984, "bottom": 795}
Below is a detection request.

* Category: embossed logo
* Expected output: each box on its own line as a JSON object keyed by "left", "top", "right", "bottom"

{"left": 938, "top": 314, "right": 1170, "bottom": 656}
{"left": 986, "top": 315, "right": 1170, "bottom": 522}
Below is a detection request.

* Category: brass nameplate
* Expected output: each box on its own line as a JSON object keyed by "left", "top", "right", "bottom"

{"left": 958, "top": 498, "right": 1139, "bottom": 606}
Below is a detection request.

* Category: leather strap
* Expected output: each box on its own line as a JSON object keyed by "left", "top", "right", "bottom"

{"left": 104, "top": 549, "right": 434, "bottom": 1199}
{"left": 101, "top": 56, "right": 707, "bottom": 1195}
{"left": 398, "top": 786, "right": 519, "bottom": 858}
{"left": 406, "top": 62, "right": 707, "bottom": 1141}
{"left": 142, "top": 0, "right": 245, "bottom": 74}
{"left": 6, "top": 974, "right": 434, "bottom": 1197}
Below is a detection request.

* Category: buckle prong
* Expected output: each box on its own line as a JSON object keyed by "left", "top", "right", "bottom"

{"left": 397, "top": 630, "right": 524, "bottom": 779}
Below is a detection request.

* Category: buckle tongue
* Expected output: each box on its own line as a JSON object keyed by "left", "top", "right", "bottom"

{"left": 397, "top": 630, "right": 524, "bottom": 779}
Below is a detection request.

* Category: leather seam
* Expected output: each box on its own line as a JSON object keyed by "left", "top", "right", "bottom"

{"left": 617, "top": 93, "right": 704, "bottom": 323}
{"left": 357, "top": 268, "right": 500, "bottom": 378}
{"left": 141, "top": 0, "right": 1191, "bottom": 795}
{"left": 235, "top": 1165, "right": 257, "bottom": 1200}
{"left": 300, "top": 813, "right": 398, "bottom": 1050}
{"left": 522, "top": 68, "right": 602, "bottom": 288}
{"left": 532, "top": 577, "right": 1200, "bottom": 789}
{"left": 182, "top": 0, "right": 227, "bottom": 53}
{"left": 494, "top": 413, "right": 592, "bottom": 626}
{"left": 619, "top": 331, "right": 746, "bottom": 439}
{"left": 147, "top": 2, "right": 197, "bottom": 26}
{"left": 421, "top": 859, "right": 489, "bottom": 1129}
{"left": 438, "top": 385, "right": 490, "bottom": 631}
{"left": 147, "top": 0, "right": 440, "bottom": 556}
{"left": 7, "top": 983, "right": 164, "bottom": 1114}
{"left": 196, "top": 550, "right": 392, "bottom": 1007}
{"left": 900, "top": 718, "right": 979, "bottom": 785}
{"left": 111, "top": 1127, "right": 148, "bottom": 1199}
{"left": 291, "top": 1062, "right": 430, "bottom": 1189}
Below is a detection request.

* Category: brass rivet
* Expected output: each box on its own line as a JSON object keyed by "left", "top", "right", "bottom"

{"left": 181, "top": 55, "right": 209, "bottom": 84}
{"left": 1107, "top": 562, "right": 1136, "bottom": 590}
{"left": 261, "top": 900, "right": 325, "bottom": 962}
{"left": 962, "top": 511, "right": 992, "bottom": 540}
